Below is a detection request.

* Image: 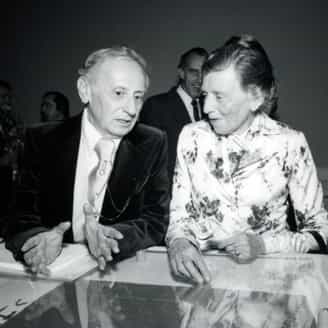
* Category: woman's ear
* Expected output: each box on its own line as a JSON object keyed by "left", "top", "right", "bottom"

{"left": 248, "top": 85, "right": 264, "bottom": 112}
{"left": 77, "top": 76, "right": 91, "bottom": 104}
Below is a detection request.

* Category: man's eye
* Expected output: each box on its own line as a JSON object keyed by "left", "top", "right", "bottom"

{"left": 114, "top": 90, "right": 125, "bottom": 97}
{"left": 188, "top": 69, "right": 198, "bottom": 75}
{"left": 135, "top": 94, "right": 144, "bottom": 102}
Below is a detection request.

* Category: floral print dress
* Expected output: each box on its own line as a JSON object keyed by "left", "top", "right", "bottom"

{"left": 166, "top": 112, "right": 328, "bottom": 253}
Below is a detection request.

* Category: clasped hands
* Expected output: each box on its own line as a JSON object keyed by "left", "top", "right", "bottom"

{"left": 22, "top": 204, "right": 123, "bottom": 274}
{"left": 168, "top": 232, "right": 265, "bottom": 284}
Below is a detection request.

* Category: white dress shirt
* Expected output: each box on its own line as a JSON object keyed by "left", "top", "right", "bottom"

{"left": 176, "top": 85, "right": 200, "bottom": 122}
{"left": 72, "top": 109, "right": 121, "bottom": 242}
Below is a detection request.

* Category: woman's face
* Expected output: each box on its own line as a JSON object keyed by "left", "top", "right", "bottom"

{"left": 202, "top": 64, "right": 260, "bottom": 136}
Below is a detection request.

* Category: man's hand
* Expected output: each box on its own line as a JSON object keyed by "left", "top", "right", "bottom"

{"left": 21, "top": 221, "right": 71, "bottom": 275}
{"left": 84, "top": 204, "right": 123, "bottom": 271}
{"left": 168, "top": 238, "right": 211, "bottom": 284}
{"left": 209, "top": 233, "right": 265, "bottom": 263}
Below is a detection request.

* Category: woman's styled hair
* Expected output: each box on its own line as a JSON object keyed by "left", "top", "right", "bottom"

{"left": 203, "top": 35, "right": 278, "bottom": 116}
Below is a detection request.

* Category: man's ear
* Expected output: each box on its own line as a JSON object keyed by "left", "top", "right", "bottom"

{"left": 178, "top": 68, "right": 185, "bottom": 82}
{"left": 77, "top": 76, "right": 91, "bottom": 104}
{"left": 248, "top": 85, "right": 264, "bottom": 112}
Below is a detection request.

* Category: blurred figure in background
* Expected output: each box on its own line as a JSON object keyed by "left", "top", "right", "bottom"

{"left": 140, "top": 47, "right": 208, "bottom": 189}
{"left": 40, "top": 91, "right": 70, "bottom": 123}
{"left": 15, "top": 91, "right": 70, "bottom": 212}
{"left": 0, "top": 80, "right": 21, "bottom": 223}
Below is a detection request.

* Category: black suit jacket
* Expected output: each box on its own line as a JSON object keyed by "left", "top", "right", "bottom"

{"left": 139, "top": 87, "right": 191, "bottom": 187}
{"left": 5, "top": 113, "right": 170, "bottom": 261}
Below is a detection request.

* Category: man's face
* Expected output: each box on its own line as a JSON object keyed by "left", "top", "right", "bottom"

{"left": 0, "top": 85, "right": 13, "bottom": 111}
{"left": 79, "top": 57, "right": 147, "bottom": 138}
{"left": 179, "top": 54, "right": 206, "bottom": 98}
{"left": 40, "top": 95, "right": 61, "bottom": 122}
{"left": 202, "top": 65, "right": 258, "bottom": 136}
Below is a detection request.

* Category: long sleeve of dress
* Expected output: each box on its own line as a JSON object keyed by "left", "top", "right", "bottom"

{"left": 166, "top": 128, "right": 201, "bottom": 247}
{"left": 261, "top": 132, "right": 328, "bottom": 253}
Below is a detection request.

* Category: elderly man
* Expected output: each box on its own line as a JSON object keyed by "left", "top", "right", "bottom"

{"left": 5, "top": 46, "right": 170, "bottom": 273}
{"left": 139, "top": 47, "right": 208, "bottom": 187}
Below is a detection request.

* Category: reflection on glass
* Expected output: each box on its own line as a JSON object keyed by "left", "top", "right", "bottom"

{"left": 3, "top": 283, "right": 79, "bottom": 328}
{"left": 176, "top": 285, "right": 316, "bottom": 328}
{"left": 2, "top": 280, "right": 322, "bottom": 328}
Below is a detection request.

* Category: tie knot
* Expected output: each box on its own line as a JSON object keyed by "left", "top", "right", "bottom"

{"left": 191, "top": 98, "right": 198, "bottom": 107}
{"left": 94, "top": 137, "right": 115, "bottom": 161}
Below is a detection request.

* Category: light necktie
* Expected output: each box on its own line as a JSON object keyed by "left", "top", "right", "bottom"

{"left": 191, "top": 98, "right": 201, "bottom": 121}
{"left": 88, "top": 137, "right": 115, "bottom": 207}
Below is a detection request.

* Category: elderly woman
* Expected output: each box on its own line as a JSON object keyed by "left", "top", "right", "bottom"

{"left": 166, "top": 35, "right": 328, "bottom": 284}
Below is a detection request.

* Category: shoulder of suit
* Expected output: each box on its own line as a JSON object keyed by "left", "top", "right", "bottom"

{"left": 37, "top": 114, "right": 81, "bottom": 147}
{"left": 127, "top": 123, "right": 166, "bottom": 149}
{"left": 143, "top": 87, "right": 178, "bottom": 105}
{"left": 131, "top": 123, "right": 165, "bottom": 138}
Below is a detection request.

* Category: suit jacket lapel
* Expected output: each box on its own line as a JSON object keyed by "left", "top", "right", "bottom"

{"left": 101, "top": 135, "right": 139, "bottom": 218}
{"left": 169, "top": 88, "right": 191, "bottom": 125}
{"left": 54, "top": 114, "right": 82, "bottom": 221}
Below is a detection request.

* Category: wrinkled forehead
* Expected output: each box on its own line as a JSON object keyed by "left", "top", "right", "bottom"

{"left": 185, "top": 54, "right": 207, "bottom": 69}
{"left": 202, "top": 64, "right": 243, "bottom": 90}
{"left": 87, "top": 56, "right": 148, "bottom": 87}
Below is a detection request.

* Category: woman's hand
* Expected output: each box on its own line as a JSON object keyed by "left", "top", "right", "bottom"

{"left": 209, "top": 233, "right": 265, "bottom": 263}
{"left": 168, "top": 238, "right": 211, "bottom": 284}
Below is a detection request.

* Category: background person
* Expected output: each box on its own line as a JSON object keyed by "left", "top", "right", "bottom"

{"left": 40, "top": 91, "right": 70, "bottom": 123}
{"left": 139, "top": 47, "right": 208, "bottom": 188}
{"left": 0, "top": 80, "right": 22, "bottom": 224}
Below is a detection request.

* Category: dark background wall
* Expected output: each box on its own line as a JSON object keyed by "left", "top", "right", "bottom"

{"left": 2, "top": 0, "right": 328, "bottom": 165}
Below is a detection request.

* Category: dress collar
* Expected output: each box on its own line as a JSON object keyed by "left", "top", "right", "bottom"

{"left": 207, "top": 112, "right": 284, "bottom": 152}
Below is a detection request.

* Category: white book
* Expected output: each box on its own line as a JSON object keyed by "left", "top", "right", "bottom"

{"left": 0, "top": 243, "right": 98, "bottom": 280}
